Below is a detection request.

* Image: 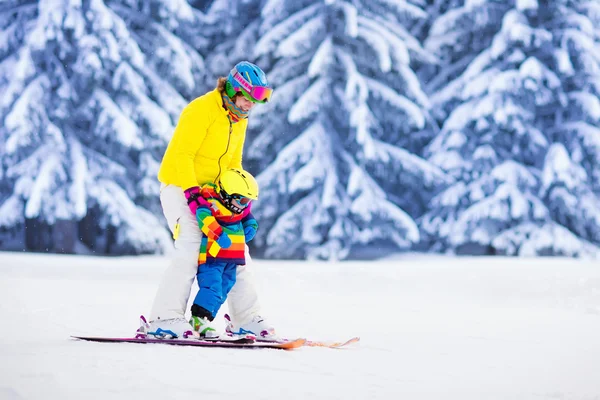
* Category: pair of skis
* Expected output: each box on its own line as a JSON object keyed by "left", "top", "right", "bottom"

{"left": 72, "top": 314, "right": 359, "bottom": 350}
{"left": 71, "top": 335, "right": 359, "bottom": 350}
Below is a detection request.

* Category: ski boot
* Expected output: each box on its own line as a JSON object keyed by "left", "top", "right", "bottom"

{"left": 144, "top": 315, "right": 198, "bottom": 339}
{"left": 189, "top": 316, "right": 220, "bottom": 340}
{"left": 225, "top": 314, "right": 279, "bottom": 342}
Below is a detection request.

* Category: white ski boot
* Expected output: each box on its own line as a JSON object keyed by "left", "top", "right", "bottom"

{"left": 135, "top": 315, "right": 150, "bottom": 339}
{"left": 225, "top": 314, "right": 279, "bottom": 341}
{"left": 144, "top": 316, "right": 198, "bottom": 339}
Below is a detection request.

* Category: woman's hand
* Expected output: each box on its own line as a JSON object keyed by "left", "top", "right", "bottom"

{"left": 184, "top": 186, "right": 209, "bottom": 215}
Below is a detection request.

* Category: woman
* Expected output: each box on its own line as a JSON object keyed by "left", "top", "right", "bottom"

{"left": 147, "top": 61, "right": 275, "bottom": 340}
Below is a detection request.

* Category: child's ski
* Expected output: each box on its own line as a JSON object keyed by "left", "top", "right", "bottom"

{"left": 223, "top": 314, "right": 359, "bottom": 349}
{"left": 71, "top": 335, "right": 306, "bottom": 350}
{"left": 304, "top": 336, "right": 360, "bottom": 348}
{"left": 261, "top": 336, "right": 360, "bottom": 349}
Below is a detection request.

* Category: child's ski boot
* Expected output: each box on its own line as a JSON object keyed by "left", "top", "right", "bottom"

{"left": 189, "top": 316, "right": 220, "bottom": 340}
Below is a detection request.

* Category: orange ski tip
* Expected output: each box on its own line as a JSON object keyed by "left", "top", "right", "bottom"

{"left": 278, "top": 338, "right": 306, "bottom": 349}
{"left": 304, "top": 336, "right": 360, "bottom": 348}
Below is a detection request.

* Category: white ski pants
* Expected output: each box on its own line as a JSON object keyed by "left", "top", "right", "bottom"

{"left": 149, "top": 184, "right": 261, "bottom": 326}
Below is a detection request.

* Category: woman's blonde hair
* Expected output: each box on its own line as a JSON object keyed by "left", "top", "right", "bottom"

{"left": 216, "top": 77, "right": 228, "bottom": 92}
{"left": 216, "top": 76, "right": 244, "bottom": 100}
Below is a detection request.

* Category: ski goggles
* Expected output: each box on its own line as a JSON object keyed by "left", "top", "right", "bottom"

{"left": 230, "top": 68, "right": 273, "bottom": 103}
{"left": 230, "top": 194, "right": 252, "bottom": 208}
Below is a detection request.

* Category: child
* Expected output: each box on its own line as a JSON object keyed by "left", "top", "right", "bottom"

{"left": 187, "top": 168, "right": 259, "bottom": 338}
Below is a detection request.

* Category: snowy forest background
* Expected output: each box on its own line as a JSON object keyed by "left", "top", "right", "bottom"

{"left": 1, "top": 0, "right": 600, "bottom": 260}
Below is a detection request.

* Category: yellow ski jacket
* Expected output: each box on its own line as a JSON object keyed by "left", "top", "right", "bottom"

{"left": 158, "top": 89, "right": 248, "bottom": 190}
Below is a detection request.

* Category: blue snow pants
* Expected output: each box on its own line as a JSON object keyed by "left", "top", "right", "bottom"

{"left": 193, "top": 261, "right": 237, "bottom": 319}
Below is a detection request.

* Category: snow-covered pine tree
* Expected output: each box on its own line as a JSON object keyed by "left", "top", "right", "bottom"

{"left": 420, "top": 0, "right": 600, "bottom": 256}
{"left": 107, "top": 0, "right": 207, "bottom": 100}
{"left": 545, "top": 1, "right": 600, "bottom": 240}
{"left": 421, "top": 0, "right": 511, "bottom": 102}
{"left": 0, "top": 0, "right": 204, "bottom": 254}
{"left": 241, "top": 0, "right": 450, "bottom": 260}
{"left": 193, "top": 0, "right": 263, "bottom": 90}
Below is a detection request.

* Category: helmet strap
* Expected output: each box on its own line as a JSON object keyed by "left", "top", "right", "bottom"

{"left": 224, "top": 81, "right": 237, "bottom": 98}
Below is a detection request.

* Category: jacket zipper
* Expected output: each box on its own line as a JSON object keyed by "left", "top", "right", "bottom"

{"left": 215, "top": 120, "right": 233, "bottom": 184}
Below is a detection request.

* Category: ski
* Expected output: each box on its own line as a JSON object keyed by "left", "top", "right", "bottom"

{"left": 261, "top": 336, "right": 360, "bottom": 349}
{"left": 71, "top": 335, "right": 306, "bottom": 350}
{"left": 304, "top": 336, "right": 360, "bottom": 349}
{"left": 223, "top": 314, "right": 359, "bottom": 349}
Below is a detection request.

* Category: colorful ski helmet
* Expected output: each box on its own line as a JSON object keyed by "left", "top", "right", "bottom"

{"left": 225, "top": 61, "right": 272, "bottom": 103}
{"left": 218, "top": 168, "right": 259, "bottom": 214}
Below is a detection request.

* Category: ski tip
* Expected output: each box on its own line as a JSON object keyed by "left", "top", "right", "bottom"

{"left": 303, "top": 336, "right": 361, "bottom": 349}
{"left": 334, "top": 336, "right": 360, "bottom": 348}
{"left": 275, "top": 338, "right": 307, "bottom": 350}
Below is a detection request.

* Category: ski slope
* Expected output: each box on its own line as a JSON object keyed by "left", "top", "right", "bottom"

{"left": 1, "top": 252, "right": 599, "bottom": 400}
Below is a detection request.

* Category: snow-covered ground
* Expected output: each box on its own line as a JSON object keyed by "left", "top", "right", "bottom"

{"left": 1, "top": 252, "right": 599, "bottom": 400}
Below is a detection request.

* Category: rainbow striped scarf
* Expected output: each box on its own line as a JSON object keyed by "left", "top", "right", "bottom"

{"left": 197, "top": 185, "right": 249, "bottom": 265}
{"left": 222, "top": 92, "right": 248, "bottom": 123}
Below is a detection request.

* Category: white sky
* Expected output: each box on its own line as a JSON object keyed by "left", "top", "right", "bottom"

{"left": 1, "top": 252, "right": 599, "bottom": 400}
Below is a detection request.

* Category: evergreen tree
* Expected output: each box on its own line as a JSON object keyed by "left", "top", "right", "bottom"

{"left": 0, "top": 0, "right": 205, "bottom": 254}
{"left": 421, "top": 0, "right": 600, "bottom": 256}
{"left": 3, "top": 0, "right": 598, "bottom": 259}
{"left": 243, "top": 0, "right": 449, "bottom": 260}
{"left": 193, "top": 0, "right": 264, "bottom": 94}
{"left": 422, "top": 0, "right": 511, "bottom": 99}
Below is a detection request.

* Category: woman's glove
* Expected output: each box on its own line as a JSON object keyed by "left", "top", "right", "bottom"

{"left": 242, "top": 217, "right": 258, "bottom": 242}
{"left": 184, "top": 186, "right": 209, "bottom": 215}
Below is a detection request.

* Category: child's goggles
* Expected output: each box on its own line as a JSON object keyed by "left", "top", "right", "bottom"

{"left": 230, "top": 194, "right": 251, "bottom": 208}
{"left": 230, "top": 68, "right": 273, "bottom": 103}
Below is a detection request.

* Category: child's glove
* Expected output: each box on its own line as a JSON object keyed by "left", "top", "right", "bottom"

{"left": 208, "top": 231, "right": 231, "bottom": 258}
{"left": 216, "top": 232, "right": 232, "bottom": 249}
{"left": 242, "top": 218, "right": 258, "bottom": 242}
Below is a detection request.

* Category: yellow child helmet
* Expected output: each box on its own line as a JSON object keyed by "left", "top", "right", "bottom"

{"left": 218, "top": 168, "right": 259, "bottom": 214}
